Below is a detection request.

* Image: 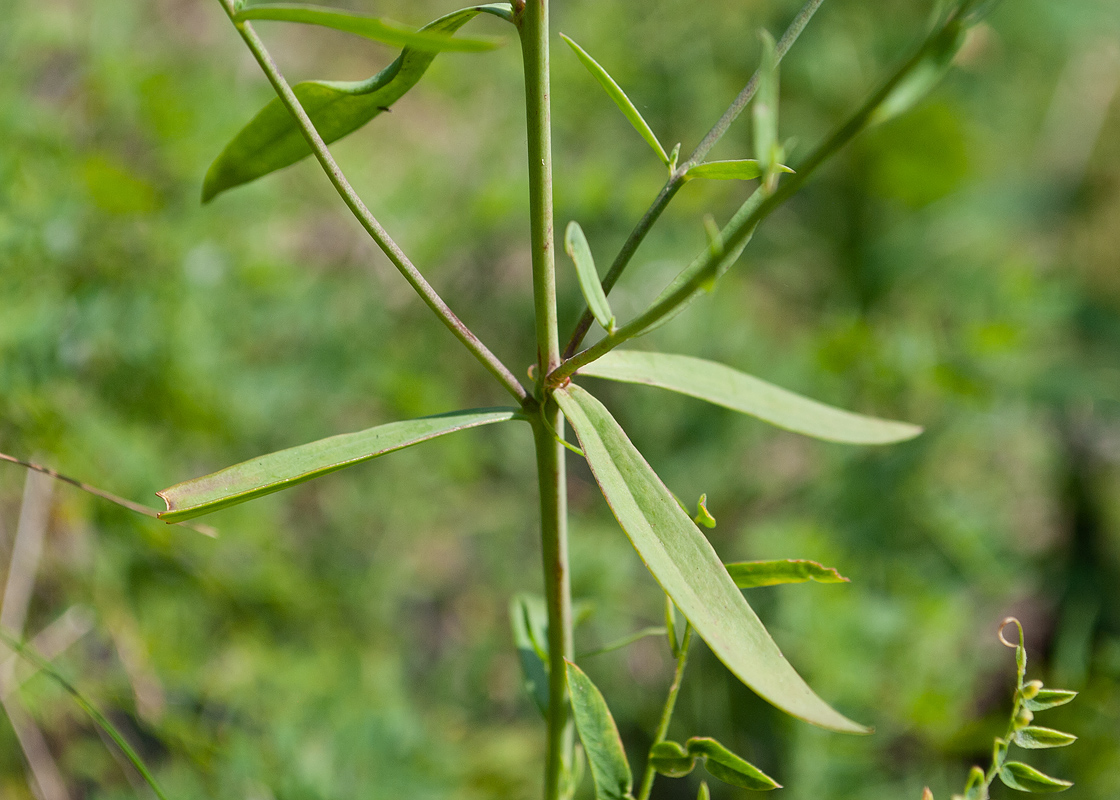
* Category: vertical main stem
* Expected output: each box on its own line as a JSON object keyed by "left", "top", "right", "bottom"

{"left": 519, "top": 3, "right": 571, "bottom": 800}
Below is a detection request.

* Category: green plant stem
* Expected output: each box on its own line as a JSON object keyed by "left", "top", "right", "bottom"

{"left": 561, "top": 0, "right": 825, "bottom": 358}
{"left": 214, "top": 0, "right": 528, "bottom": 405}
{"left": 533, "top": 409, "right": 573, "bottom": 800}
{"left": 549, "top": 9, "right": 963, "bottom": 386}
{"left": 577, "top": 626, "right": 667, "bottom": 659}
{"left": 637, "top": 624, "right": 693, "bottom": 800}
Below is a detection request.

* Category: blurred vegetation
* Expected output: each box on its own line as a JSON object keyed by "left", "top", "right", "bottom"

{"left": 2, "top": 0, "right": 1119, "bottom": 798}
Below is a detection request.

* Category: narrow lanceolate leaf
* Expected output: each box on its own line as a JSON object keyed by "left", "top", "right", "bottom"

{"left": 203, "top": 4, "right": 512, "bottom": 201}
{"left": 560, "top": 33, "right": 669, "bottom": 166}
{"left": 566, "top": 222, "right": 615, "bottom": 333}
{"left": 753, "top": 31, "right": 780, "bottom": 175}
{"left": 687, "top": 738, "right": 780, "bottom": 791}
{"left": 578, "top": 350, "right": 922, "bottom": 445}
{"left": 565, "top": 661, "right": 633, "bottom": 800}
{"left": 234, "top": 4, "right": 504, "bottom": 52}
{"left": 158, "top": 408, "right": 522, "bottom": 522}
{"left": 685, "top": 160, "right": 763, "bottom": 181}
{"left": 555, "top": 384, "right": 868, "bottom": 733}
{"left": 726, "top": 560, "right": 850, "bottom": 589}
{"left": 998, "top": 762, "right": 1073, "bottom": 793}
{"left": 1024, "top": 689, "right": 1077, "bottom": 712}
{"left": 510, "top": 594, "right": 550, "bottom": 715}
{"left": 1013, "top": 726, "right": 1077, "bottom": 750}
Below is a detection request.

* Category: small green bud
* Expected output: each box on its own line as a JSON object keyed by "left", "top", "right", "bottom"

{"left": 1013, "top": 707, "right": 1034, "bottom": 730}
{"left": 1020, "top": 680, "right": 1042, "bottom": 700}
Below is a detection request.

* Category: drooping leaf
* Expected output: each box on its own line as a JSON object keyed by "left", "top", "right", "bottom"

{"left": 1013, "top": 726, "right": 1077, "bottom": 750}
{"left": 578, "top": 350, "right": 922, "bottom": 445}
{"left": 510, "top": 594, "right": 550, "bottom": 715}
{"left": 648, "top": 741, "right": 695, "bottom": 778}
{"left": 555, "top": 384, "right": 868, "bottom": 733}
{"left": 687, "top": 737, "right": 781, "bottom": 791}
{"left": 560, "top": 33, "right": 669, "bottom": 166}
{"left": 235, "top": 4, "right": 505, "bottom": 51}
{"left": 565, "top": 661, "right": 633, "bottom": 800}
{"left": 158, "top": 408, "right": 522, "bottom": 521}
{"left": 726, "top": 559, "right": 850, "bottom": 589}
{"left": 870, "top": 19, "right": 965, "bottom": 126}
{"left": 566, "top": 222, "right": 615, "bottom": 333}
{"left": 1024, "top": 689, "right": 1077, "bottom": 712}
{"left": 203, "top": 4, "right": 513, "bottom": 201}
{"left": 998, "top": 762, "right": 1073, "bottom": 793}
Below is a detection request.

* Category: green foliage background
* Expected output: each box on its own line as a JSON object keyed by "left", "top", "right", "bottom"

{"left": 2, "top": 0, "right": 1118, "bottom": 798}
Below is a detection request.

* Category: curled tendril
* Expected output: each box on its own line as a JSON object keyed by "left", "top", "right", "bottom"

{"left": 998, "top": 616, "right": 1025, "bottom": 649}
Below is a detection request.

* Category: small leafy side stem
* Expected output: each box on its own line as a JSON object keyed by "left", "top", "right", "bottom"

{"left": 637, "top": 624, "right": 694, "bottom": 800}
{"left": 517, "top": 2, "right": 573, "bottom": 800}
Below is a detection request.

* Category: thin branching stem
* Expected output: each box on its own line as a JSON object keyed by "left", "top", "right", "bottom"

{"left": 562, "top": 0, "right": 825, "bottom": 358}
{"left": 636, "top": 624, "right": 693, "bottom": 800}
{"left": 550, "top": 10, "right": 963, "bottom": 385}
{"left": 214, "top": 0, "right": 528, "bottom": 404}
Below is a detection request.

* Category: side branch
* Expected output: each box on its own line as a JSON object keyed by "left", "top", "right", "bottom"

{"left": 214, "top": 0, "right": 528, "bottom": 404}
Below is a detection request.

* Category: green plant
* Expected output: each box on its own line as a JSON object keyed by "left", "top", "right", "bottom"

{"left": 923, "top": 618, "right": 1078, "bottom": 800}
{"left": 0, "top": 0, "right": 1019, "bottom": 797}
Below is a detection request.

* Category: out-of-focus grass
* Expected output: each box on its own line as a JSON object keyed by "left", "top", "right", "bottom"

{"left": 1, "top": 0, "right": 1118, "bottom": 798}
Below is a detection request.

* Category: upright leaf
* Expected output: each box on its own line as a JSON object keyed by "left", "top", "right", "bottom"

{"left": 555, "top": 384, "right": 867, "bottom": 733}
{"left": 560, "top": 33, "right": 669, "bottom": 166}
{"left": 726, "top": 560, "right": 850, "bottom": 589}
{"left": 998, "top": 762, "right": 1073, "bottom": 793}
{"left": 158, "top": 408, "right": 522, "bottom": 521}
{"left": 566, "top": 222, "right": 615, "bottom": 333}
{"left": 578, "top": 350, "right": 922, "bottom": 444}
{"left": 565, "top": 661, "right": 633, "bottom": 800}
{"left": 235, "top": 4, "right": 504, "bottom": 51}
{"left": 203, "top": 4, "right": 513, "bottom": 201}
{"left": 510, "top": 594, "right": 550, "bottom": 715}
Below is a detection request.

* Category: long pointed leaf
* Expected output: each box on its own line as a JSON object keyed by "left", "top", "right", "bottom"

{"left": 555, "top": 384, "right": 867, "bottom": 733}
{"left": 560, "top": 33, "right": 669, "bottom": 166}
{"left": 578, "top": 350, "right": 921, "bottom": 445}
{"left": 566, "top": 661, "right": 633, "bottom": 800}
{"left": 235, "top": 4, "right": 504, "bottom": 52}
{"left": 566, "top": 221, "right": 615, "bottom": 333}
{"left": 726, "top": 559, "right": 850, "bottom": 589}
{"left": 158, "top": 408, "right": 522, "bottom": 521}
{"left": 203, "top": 4, "right": 512, "bottom": 201}
{"left": 685, "top": 160, "right": 763, "bottom": 181}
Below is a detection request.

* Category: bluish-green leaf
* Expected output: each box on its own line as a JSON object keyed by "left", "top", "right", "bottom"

{"left": 578, "top": 350, "right": 922, "bottom": 445}
{"left": 235, "top": 4, "right": 504, "bottom": 51}
{"left": 510, "top": 594, "right": 550, "bottom": 715}
{"left": 726, "top": 560, "right": 850, "bottom": 589}
{"left": 999, "top": 762, "right": 1073, "bottom": 793}
{"left": 566, "top": 661, "right": 633, "bottom": 800}
{"left": 158, "top": 408, "right": 522, "bottom": 521}
{"left": 555, "top": 384, "right": 868, "bottom": 733}
{"left": 560, "top": 33, "right": 669, "bottom": 166}
{"left": 566, "top": 221, "right": 615, "bottom": 333}
{"left": 1013, "top": 726, "right": 1077, "bottom": 750}
{"left": 203, "top": 4, "right": 512, "bottom": 201}
{"left": 1024, "top": 689, "right": 1077, "bottom": 712}
{"left": 687, "top": 737, "right": 781, "bottom": 791}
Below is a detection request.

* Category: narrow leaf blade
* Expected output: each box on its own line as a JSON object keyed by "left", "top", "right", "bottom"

{"left": 726, "top": 560, "right": 850, "bottom": 589}
{"left": 1013, "top": 727, "right": 1077, "bottom": 750}
{"left": 999, "top": 762, "right": 1073, "bottom": 793}
{"left": 578, "top": 351, "right": 922, "bottom": 445}
{"left": 685, "top": 160, "right": 763, "bottom": 181}
{"left": 235, "top": 4, "right": 503, "bottom": 52}
{"left": 687, "top": 737, "right": 781, "bottom": 791}
{"left": 510, "top": 594, "right": 550, "bottom": 715}
{"left": 158, "top": 408, "right": 522, "bottom": 521}
{"left": 566, "top": 221, "right": 614, "bottom": 332}
{"left": 555, "top": 384, "right": 868, "bottom": 733}
{"left": 565, "top": 661, "right": 633, "bottom": 800}
{"left": 560, "top": 33, "right": 669, "bottom": 166}
{"left": 1024, "top": 689, "right": 1077, "bottom": 712}
{"left": 203, "top": 4, "right": 511, "bottom": 201}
